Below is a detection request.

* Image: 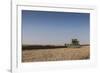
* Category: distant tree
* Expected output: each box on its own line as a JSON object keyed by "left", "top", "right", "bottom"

{"left": 71, "top": 39, "right": 79, "bottom": 45}
{"left": 64, "top": 43, "right": 67, "bottom": 47}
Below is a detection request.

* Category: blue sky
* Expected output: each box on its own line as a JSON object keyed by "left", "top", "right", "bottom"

{"left": 22, "top": 10, "right": 90, "bottom": 45}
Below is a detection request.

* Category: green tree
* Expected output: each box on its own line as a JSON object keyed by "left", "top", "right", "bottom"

{"left": 71, "top": 39, "right": 79, "bottom": 45}
{"left": 64, "top": 43, "right": 67, "bottom": 47}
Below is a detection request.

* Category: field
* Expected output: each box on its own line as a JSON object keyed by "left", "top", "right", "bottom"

{"left": 22, "top": 46, "right": 90, "bottom": 62}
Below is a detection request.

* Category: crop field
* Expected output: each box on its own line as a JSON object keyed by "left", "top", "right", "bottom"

{"left": 22, "top": 46, "right": 90, "bottom": 62}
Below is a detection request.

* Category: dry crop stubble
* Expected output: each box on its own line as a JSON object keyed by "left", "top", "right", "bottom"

{"left": 22, "top": 46, "right": 90, "bottom": 62}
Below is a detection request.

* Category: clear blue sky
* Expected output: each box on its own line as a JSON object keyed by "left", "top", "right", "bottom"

{"left": 22, "top": 10, "right": 90, "bottom": 45}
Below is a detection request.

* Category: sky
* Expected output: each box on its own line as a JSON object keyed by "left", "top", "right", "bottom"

{"left": 22, "top": 10, "right": 90, "bottom": 45}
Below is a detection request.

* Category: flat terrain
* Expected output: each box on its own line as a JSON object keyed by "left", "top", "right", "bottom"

{"left": 22, "top": 46, "right": 90, "bottom": 62}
